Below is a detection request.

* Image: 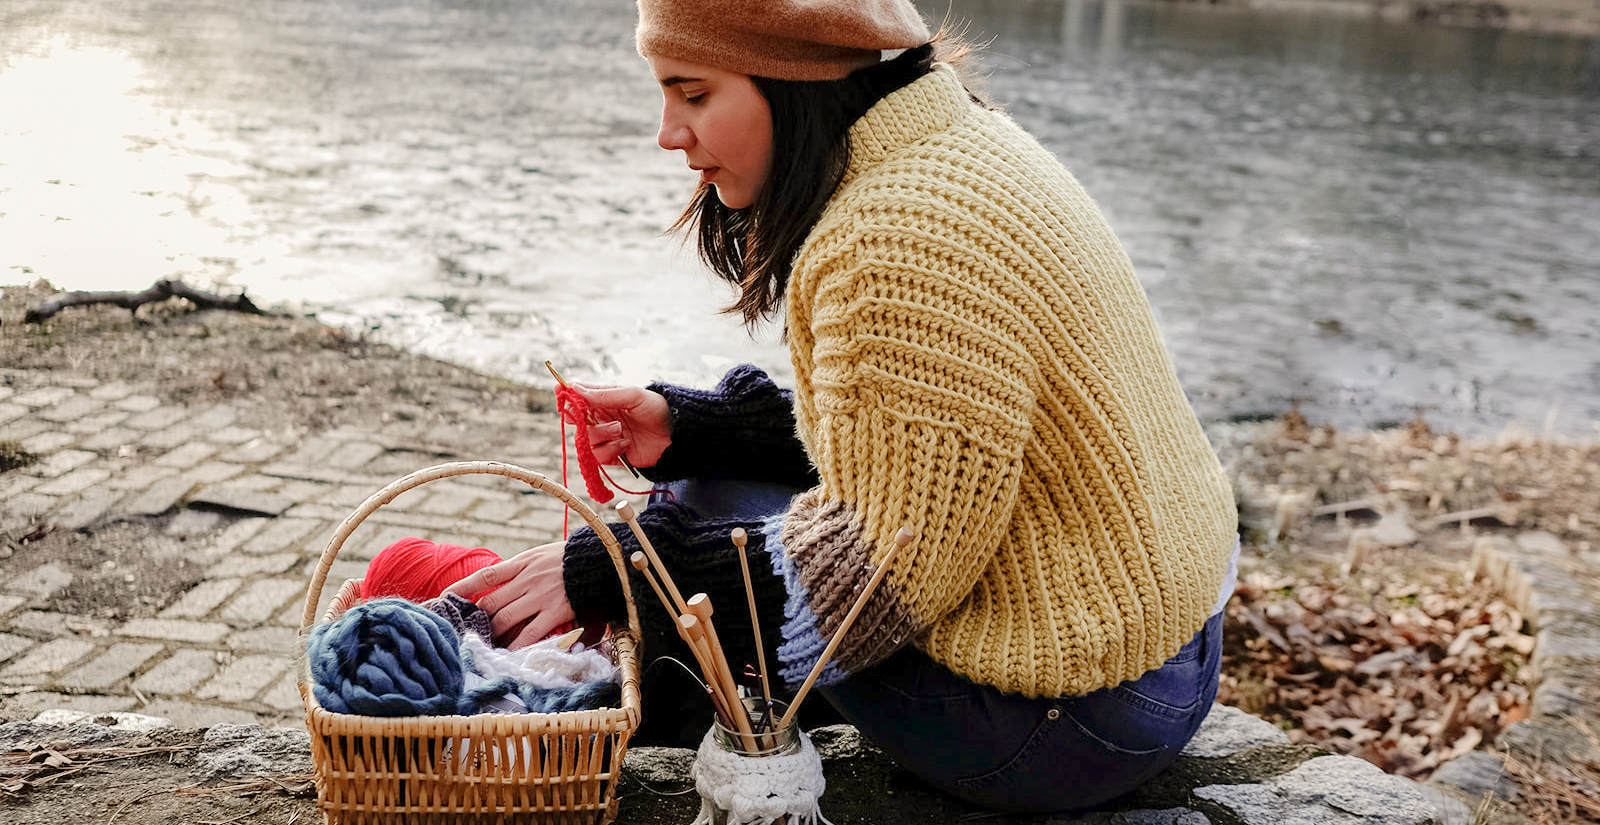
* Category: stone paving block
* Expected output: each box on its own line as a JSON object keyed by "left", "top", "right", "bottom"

{"left": 88, "top": 381, "right": 136, "bottom": 401}
{"left": 320, "top": 483, "right": 378, "bottom": 509}
{"left": 6, "top": 692, "right": 137, "bottom": 717}
{"left": 343, "top": 522, "right": 421, "bottom": 561}
{"left": 0, "top": 415, "right": 49, "bottom": 442}
{"left": 117, "top": 618, "right": 232, "bottom": 644}
{"left": 165, "top": 508, "right": 229, "bottom": 537}
{"left": 57, "top": 642, "right": 165, "bottom": 690}
{"left": 0, "top": 472, "right": 42, "bottom": 499}
{"left": 0, "top": 595, "right": 25, "bottom": 616}
{"left": 124, "top": 405, "right": 190, "bottom": 431}
{"left": 21, "top": 432, "right": 79, "bottom": 455}
{"left": 227, "top": 626, "right": 298, "bottom": 654}
{"left": 322, "top": 440, "right": 388, "bottom": 472}
{"left": 221, "top": 579, "right": 307, "bottom": 624}
{"left": 0, "top": 638, "right": 98, "bottom": 684}
{"left": 260, "top": 670, "right": 302, "bottom": 712}
{"left": 415, "top": 487, "right": 490, "bottom": 518}
{"left": 7, "top": 563, "right": 74, "bottom": 598}
{"left": 207, "top": 427, "right": 264, "bottom": 447}
{"left": 240, "top": 517, "right": 324, "bottom": 554}
{"left": 115, "top": 395, "right": 162, "bottom": 413}
{"left": 468, "top": 497, "right": 529, "bottom": 525}
{"left": 154, "top": 441, "right": 222, "bottom": 469}
{"left": 0, "top": 633, "right": 35, "bottom": 665}
{"left": 277, "top": 436, "right": 346, "bottom": 468}
{"left": 275, "top": 479, "right": 333, "bottom": 504}
{"left": 210, "top": 553, "right": 300, "bottom": 578}
{"left": 64, "top": 409, "right": 131, "bottom": 435}
{"left": 12, "top": 386, "right": 76, "bottom": 407}
{"left": 121, "top": 475, "right": 195, "bottom": 515}
{"left": 159, "top": 578, "right": 247, "bottom": 620}
{"left": 142, "top": 426, "right": 199, "bottom": 450}
{"left": 53, "top": 486, "right": 127, "bottom": 531}
{"left": 38, "top": 394, "right": 106, "bottom": 423}
{"left": 188, "top": 404, "right": 240, "bottom": 432}
{"left": 197, "top": 653, "right": 290, "bottom": 703}
{"left": 107, "top": 464, "right": 179, "bottom": 490}
{"left": 213, "top": 472, "right": 285, "bottom": 493}
{"left": 132, "top": 649, "right": 221, "bottom": 696}
{"left": 203, "top": 517, "right": 272, "bottom": 556}
{"left": 219, "top": 438, "right": 288, "bottom": 463}
{"left": 77, "top": 426, "right": 142, "bottom": 452}
{"left": 8, "top": 611, "right": 114, "bottom": 639}
{"left": 0, "top": 386, "right": 12, "bottom": 402}
{"left": 7, "top": 491, "right": 58, "bottom": 517}
{"left": 137, "top": 698, "right": 259, "bottom": 727}
{"left": 0, "top": 402, "right": 31, "bottom": 426}
{"left": 33, "top": 467, "right": 112, "bottom": 497}
{"left": 180, "top": 460, "right": 249, "bottom": 486}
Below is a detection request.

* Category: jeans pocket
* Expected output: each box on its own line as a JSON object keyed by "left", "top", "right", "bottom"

{"left": 953, "top": 703, "right": 1171, "bottom": 812}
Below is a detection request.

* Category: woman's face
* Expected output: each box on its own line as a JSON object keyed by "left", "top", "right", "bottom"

{"left": 648, "top": 55, "right": 773, "bottom": 210}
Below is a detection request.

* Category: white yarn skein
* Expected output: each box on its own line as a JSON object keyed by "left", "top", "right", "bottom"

{"left": 460, "top": 632, "right": 619, "bottom": 688}
{"left": 691, "top": 727, "right": 832, "bottom": 825}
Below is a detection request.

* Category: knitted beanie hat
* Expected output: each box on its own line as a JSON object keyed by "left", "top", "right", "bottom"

{"left": 636, "top": 0, "right": 932, "bottom": 81}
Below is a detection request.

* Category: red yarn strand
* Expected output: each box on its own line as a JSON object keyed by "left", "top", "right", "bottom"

{"left": 554, "top": 385, "right": 652, "bottom": 536}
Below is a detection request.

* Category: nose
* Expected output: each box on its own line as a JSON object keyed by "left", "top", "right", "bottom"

{"left": 657, "top": 105, "right": 692, "bottom": 152}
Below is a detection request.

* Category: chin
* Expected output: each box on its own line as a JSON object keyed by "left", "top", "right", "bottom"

{"left": 712, "top": 184, "right": 752, "bottom": 210}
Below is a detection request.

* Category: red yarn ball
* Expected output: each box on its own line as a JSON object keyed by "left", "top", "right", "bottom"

{"left": 361, "top": 537, "right": 504, "bottom": 603}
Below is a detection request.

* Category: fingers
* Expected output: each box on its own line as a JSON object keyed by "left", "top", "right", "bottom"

{"left": 506, "top": 602, "right": 577, "bottom": 650}
{"left": 442, "top": 561, "right": 509, "bottom": 600}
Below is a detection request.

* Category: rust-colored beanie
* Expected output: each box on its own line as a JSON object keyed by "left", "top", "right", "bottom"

{"left": 636, "top": 0, "right": 931, "bottom": 81}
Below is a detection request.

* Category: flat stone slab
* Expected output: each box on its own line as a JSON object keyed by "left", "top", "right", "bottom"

{"left": 190, "top": 487, "right": 297, "bottom": 516}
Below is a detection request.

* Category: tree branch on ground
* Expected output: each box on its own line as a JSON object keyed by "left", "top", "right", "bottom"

{"left": 22, "top": 279, "right": 271, "bottom": 324}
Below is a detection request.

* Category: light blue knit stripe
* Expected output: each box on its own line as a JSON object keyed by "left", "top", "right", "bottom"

{"left": 762, "top": 515, "right": 849, "bottom": 688}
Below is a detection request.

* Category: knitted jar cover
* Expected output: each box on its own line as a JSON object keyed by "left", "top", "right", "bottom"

{"left": 690, "top": 727, "right": 831, "bottom": 825}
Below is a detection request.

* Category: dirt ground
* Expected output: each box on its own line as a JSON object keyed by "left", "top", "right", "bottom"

{"left": 4, "top": 282, "right": 1599, "bottom": 824}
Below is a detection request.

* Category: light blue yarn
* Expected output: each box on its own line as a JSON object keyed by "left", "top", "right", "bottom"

{"left": 308, "top": 597, "right": 466, "bottom": 716}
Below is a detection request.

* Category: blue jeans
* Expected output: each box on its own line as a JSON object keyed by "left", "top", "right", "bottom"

{"left": 658, "top": 478, "right": 1223, "bottom": 813}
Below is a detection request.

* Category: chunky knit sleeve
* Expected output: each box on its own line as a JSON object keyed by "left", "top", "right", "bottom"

{"left": 770, "top": 230, "right": 1039, "bottom": 687}
{"left": 643, "top": 365, "right": 819, "bottom": 488}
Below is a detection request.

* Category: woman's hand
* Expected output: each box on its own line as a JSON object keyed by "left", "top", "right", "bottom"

{"left": 565, "top": 383, "right": 672, "bottom": 469}
{"left": 443, "top": 541, "right": 574, "bottom": 649}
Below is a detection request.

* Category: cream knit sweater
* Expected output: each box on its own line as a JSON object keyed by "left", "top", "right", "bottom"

{"left": 773, "top": 64, "right": 1238, "bottom": 697}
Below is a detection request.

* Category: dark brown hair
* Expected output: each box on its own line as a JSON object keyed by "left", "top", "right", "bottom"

{"left": 671, "top": 37, "right": 978, "bottom": 326}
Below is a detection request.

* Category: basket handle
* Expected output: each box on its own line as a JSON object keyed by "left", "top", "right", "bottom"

{"left": 299, "top": 460, "right": 642, "bottom": 645}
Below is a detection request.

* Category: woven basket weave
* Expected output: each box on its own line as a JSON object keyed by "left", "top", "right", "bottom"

{"left": 298, "top": 461, "right": 642, "bottom": 824}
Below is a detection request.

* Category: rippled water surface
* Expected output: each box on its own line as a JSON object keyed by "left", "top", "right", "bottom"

{"left": 3, "top": 0, "right": 1597, "bottom": 437}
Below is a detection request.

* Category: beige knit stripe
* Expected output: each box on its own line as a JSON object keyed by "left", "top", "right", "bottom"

{"left": 780, "top": 493, "right": 926, "bottom": 672}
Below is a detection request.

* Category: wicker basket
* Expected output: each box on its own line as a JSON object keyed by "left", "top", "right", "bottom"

{"left": 298, "top": 461, "right": 643, "bottom": 825}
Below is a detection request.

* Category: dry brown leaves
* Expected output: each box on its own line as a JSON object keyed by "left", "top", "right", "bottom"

{"left": 1218, "top": 567, "right": 1534, "bottom": 781}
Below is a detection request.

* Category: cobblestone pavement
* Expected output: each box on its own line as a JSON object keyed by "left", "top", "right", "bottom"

{"left": 0, "top": 365, "right": 625, "bottom": 728}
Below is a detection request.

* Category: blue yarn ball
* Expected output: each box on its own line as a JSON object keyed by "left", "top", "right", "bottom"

{"left": 308, "top": 598, "right": 465, "bottom": 716}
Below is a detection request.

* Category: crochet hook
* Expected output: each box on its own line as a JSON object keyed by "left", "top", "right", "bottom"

{"left": 731, "top": 527, "right": 775, "bottom": 722}
{"left": 545, "top": 359, "right": 641, "bottom": 479}
{"left": 777, "top": 526, "right": 915, "bottom": 732}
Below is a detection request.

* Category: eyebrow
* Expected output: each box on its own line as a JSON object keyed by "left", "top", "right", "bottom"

{"left": 659, "top": 76, "right": 701, "bottom": 88}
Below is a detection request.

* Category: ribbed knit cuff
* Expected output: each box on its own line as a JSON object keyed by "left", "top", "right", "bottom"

{"left": 645, "top": 365, "right": 818, "bottom": 487}
{"left": 763, "top": 515, "right": 849, "bottom": 689}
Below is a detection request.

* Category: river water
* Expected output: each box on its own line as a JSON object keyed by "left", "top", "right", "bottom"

{"left": 2, "top": 0, "right": 1597, "bottom": 438}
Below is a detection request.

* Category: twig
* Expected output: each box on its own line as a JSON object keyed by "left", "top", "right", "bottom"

{"left": 779, "top": 526, "right": 915, "bottom": 731}
{"left": 24, "top": 279, "right": 265, "bottom": 323}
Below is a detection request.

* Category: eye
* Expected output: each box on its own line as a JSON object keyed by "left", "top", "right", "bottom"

{"left": 684, "top": 92, "right": 707, "bottom": 105}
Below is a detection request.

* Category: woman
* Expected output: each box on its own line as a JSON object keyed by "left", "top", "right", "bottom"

{"left": 447, "top": 0, "right": 1240, "bottom": 812}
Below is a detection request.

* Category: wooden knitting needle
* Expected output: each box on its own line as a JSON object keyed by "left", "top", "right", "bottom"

{"left": 632, "top": 552, "right": 735, "bottom": 726}
{"left": 616, "top": 500, "right": 689, "bottom": 615}
{"left": 685, "top": 593, "right": 755, "bottom": 739}
{"left": 554, "top": 627, "right": 585, "bottom": 651}
{"left": 731, "top": 528, "right": 775, "bottom": 716}
{"left": 682, "top": 614, "right": 758, "bottom": 751}
{"left": 545, "top": 359, "right": 641, "bottom": 478}
{"left": 778, "top": 526, "right": 915, "bottom": 732}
